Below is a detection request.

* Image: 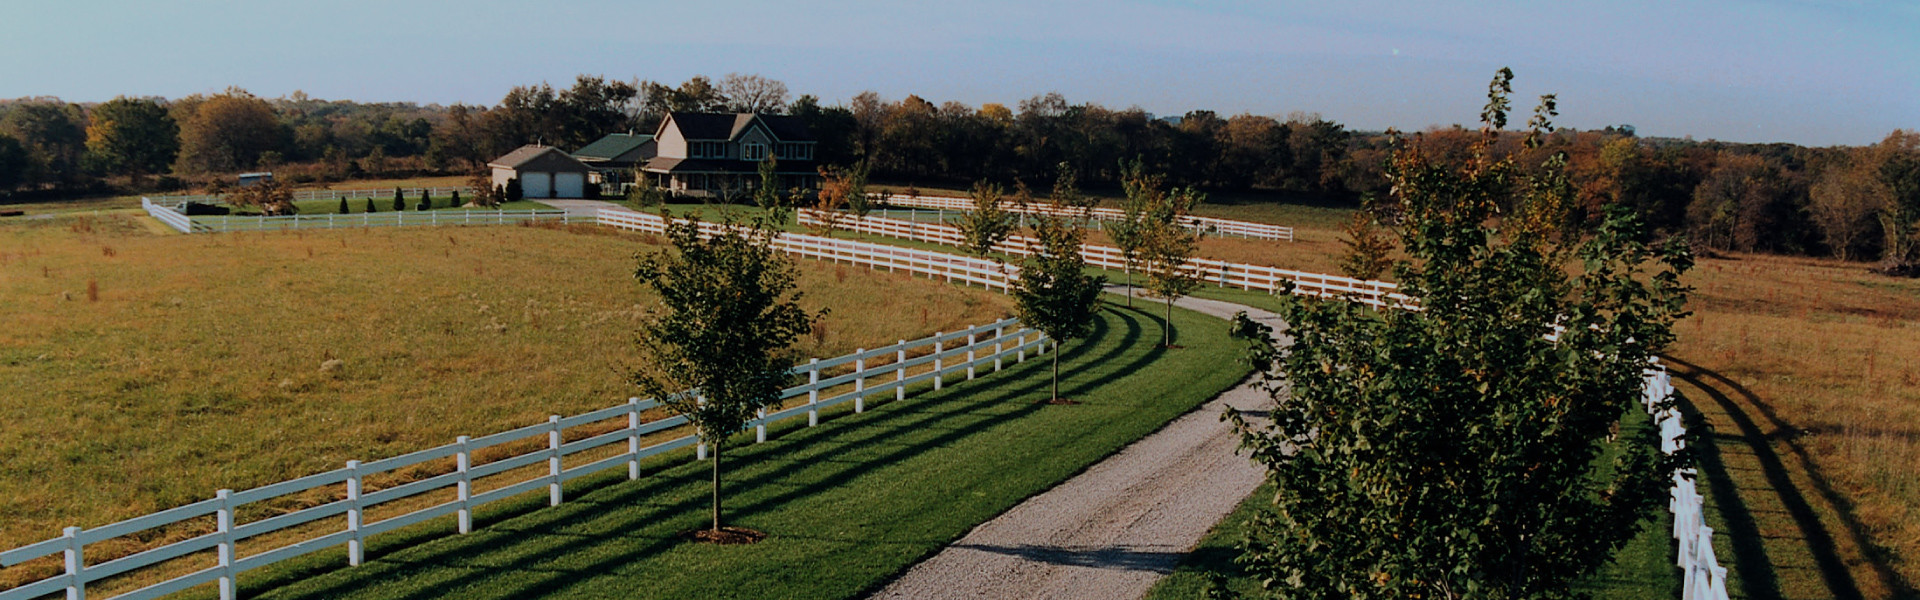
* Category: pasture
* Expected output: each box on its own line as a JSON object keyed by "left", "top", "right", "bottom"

{"left": 0, "top": 213, "right": 1011, "bottom": 588}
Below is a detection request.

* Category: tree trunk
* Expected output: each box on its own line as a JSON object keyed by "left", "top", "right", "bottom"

{"left": 1125, "top": 264, "right": 1133, "bottom": 307}
{"left": 710, "top": 440, "right": 722, "bottom": 533}
{"left": 1051, "top": 341, "right": 1060, "bottom": 400}
{"left": 1164, "top": 296, "right": 1174, "bottom": 347}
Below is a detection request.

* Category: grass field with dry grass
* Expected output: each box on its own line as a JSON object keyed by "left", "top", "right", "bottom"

{"left": 0, "top": 214, "right": 1010, "bottom": 587}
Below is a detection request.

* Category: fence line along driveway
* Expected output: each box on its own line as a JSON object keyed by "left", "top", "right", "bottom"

{"left": 870, "top": 286, "right": 1280, "bottom": 600}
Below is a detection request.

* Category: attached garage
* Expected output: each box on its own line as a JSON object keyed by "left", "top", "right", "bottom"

{"left": 487, "top": 145, "right": 593, "bottom": 199}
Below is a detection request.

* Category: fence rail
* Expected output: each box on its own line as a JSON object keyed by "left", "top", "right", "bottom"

{"left": 798, "top": 209, "right": 1406, "bottom": 308}
{"left": 0, "top": 319, "right": 1045, "bottom": 600}
{"left": 139, "top": 198, "right": 193, "bottom": 234}
{"left": 138, "top": 198, "right": 574, "bottom": 234}
{"left": 1644, "top": 363, "right": 1731, "bottom": 600}
{"left": 877, "top": 194, "right": 1294, "bottom": 241}
{"left": 152, "top": 187, "right": 477, "bottom": 206}
{"left": 598, "top": 209, "right": 1018, "bottom": 292}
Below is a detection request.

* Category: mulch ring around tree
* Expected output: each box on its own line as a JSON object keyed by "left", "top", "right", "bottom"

{"left": 680, "top": 526, "right": 768, "bottom": 545}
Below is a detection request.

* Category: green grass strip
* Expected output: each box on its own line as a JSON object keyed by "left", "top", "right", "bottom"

{"left": 208, "top": 304, "right": 1247, "bottom": 600}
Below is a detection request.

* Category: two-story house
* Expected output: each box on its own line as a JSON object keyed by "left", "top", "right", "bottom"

{"left": 641, "top": 112, "right": 817, "bottom": 197}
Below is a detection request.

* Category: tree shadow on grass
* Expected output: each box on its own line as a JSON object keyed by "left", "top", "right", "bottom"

{"left": 1665, "top": 355, "right": 1914, "bottom": 600}
{"left": 240, "top": 309, "right": 1177, "bottom": 600}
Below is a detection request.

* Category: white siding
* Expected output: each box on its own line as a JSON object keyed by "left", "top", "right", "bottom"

{"left": 656, "top": 120, "right": 688, "bottom": 159}
{"left": 491, "top": 167, "right": 515, "bottom": 190}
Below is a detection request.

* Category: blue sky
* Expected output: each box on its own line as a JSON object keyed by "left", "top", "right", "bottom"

{"left": 2, "top": 0, "right": 1914, "bottom": 146}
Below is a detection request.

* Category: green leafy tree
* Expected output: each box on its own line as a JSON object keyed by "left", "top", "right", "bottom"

{"left": 953, "top": 181, "right": 1017, "bottom": 258}
{"left": 632, "top": 213, "right": 818, "bottom": 539}
{"left": 1225, "top": 68, "right": 1693, "bottom": 599}
{"left": 1137, "top": 179, "right": 1202, "bottom": 347}
{"left": 174, "top": 90, "right": 284, "bottom": 174}
{"left": 1011, "top": 201, "right": 1106, "bottom": 402}
{"left": 755, "top": 156, "right": 787, "bottom": 221}
{"left": 83, "top": 97, "right": 179, "bottom": 181}
{"left": 0, "top": 102, "right": 87, "bottom": 186}
{"left": 0, "top": 134, "right": 29, "bottom": 193}
{"left": 1108, "top": 159, "right": 1156, "bottom": 307}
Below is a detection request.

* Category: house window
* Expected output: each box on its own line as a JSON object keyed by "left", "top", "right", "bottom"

{"left": 743, "top": 143, "right": 767, "bottom": 161}
{"left": 691, "top": 141, "right": 724, "bottom": 158}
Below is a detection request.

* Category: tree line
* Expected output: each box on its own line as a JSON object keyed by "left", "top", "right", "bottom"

{"left": 3, "top": 75, "right": 1915, "bottom": 269}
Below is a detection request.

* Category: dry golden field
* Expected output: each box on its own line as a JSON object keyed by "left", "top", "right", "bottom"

{"left": 0, "top": 214, "right": 1010, "bottom": 583}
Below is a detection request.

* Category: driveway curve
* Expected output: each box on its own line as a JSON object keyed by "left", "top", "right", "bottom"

{"left": 868, "top": 287, "right": 1283, "bottom": 600}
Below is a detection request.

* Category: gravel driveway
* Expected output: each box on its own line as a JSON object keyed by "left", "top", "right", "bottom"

{"left": 869, "top": 288, "right": 1284, "bottom": 600}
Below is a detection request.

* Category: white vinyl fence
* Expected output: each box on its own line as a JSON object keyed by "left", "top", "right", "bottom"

{"left": 1644, "top": 362, "right": 1731, "bottom": 600}
{"left": 878, "top": 194, "right": 1294, "bottom": 241}
{"left": 797, "top": 209, "right": 1408, "bottom": 308}
{"left": 140, "top": 198, "right": 574, "bottom": 234}
{"left": 151, "top": 187, "right": 477, "bottom": 206}
{"left": 599, "top": 209, "right": 1019, "bottom": 292}
{"left": 0, "top": 321, "right": 1046, "bottom": 600}
{"left": 140, "top": 198, "right": 193, "bottom": 234}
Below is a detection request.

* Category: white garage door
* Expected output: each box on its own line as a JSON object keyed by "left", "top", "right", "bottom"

{"left": 522, "top": 172, "right": 552, "bottom": 198}
{"left": 554, "top": 172, "right": 585, "bottom": 199}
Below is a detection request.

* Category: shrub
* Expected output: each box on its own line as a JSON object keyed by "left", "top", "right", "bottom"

{"left": 338, "top": 197, "right": 349, "bottom": 214}
{"left": 504, "top": 178, "right": 523, "bottom": 202}
{"left": 417, "top": 190, "right": 430, "bottom": 211}
{"left": 392, "top": 188, "right": 405, "bottom": 212}
{"left": 451, "top": 190, "right": 462, "bottom": 207}
{"left": 365, "top": 198, "right": 377, "bottom": 213}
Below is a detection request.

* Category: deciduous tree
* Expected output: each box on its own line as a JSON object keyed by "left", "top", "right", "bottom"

{"left": 953, "top": 181, "right": 1017, "bottom": 258}
{"left": 632, "top": 213, "right": 817, "bottom": 541}
{"left": 1012, "top": 179, "right": 1106, "bottom": 402}
{"left": 720, "top": 73, "right": 791, "bottom": 114}
{"left": 1138, "top": 182, "right": 1202, "bottom": 347}
{"left": 84, "top": 97, "right": 178, "bottom": 180}
{"left": 175, "top": 90, "right": 284, "bottom": 174}
{"left": 1226, "top": 69, "right": 1693, "bottom": 599}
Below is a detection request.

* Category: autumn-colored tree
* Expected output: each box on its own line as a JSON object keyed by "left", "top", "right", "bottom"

{"left": 175, "top": 90, "right": 284, "bottom": 174}
{"left": 229, "top": 179, "right": 297, "bottom": 216}
{"left": 1339, "top": 209, "right": 1395, "bottom": 280}
{"left": 84, "top": 97, "right": 179, "bottom": 181}
{"left": 1809, "top": 154, "right": 1887, "bottom": 261}
{"left": 1873, "top": 130, "right": 1920, "bottom": 273}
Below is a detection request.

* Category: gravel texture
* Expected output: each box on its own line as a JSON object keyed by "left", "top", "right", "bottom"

{"left": 869, "top": 288, "right": 1283, "bottom": 600}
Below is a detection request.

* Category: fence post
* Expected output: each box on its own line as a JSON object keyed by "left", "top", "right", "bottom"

{"left": 627, "top": 398, "right": 642, "bottom": 480}
{"left": 346, "top": 460, "right": 363, "bottom": 566}
{"left": 64, "top": 526, "right": 84, "bottom": 600}
{"left": 994, "top": 326, "right": 1004, "bottom": 372}
{"left": 456, "top": 436, "right": 473, "bottom": 534}
{"left": 547, "top": 415, "right": 563, "bottom": 506}
{"left": 933, "top": 333, "right": 945, "bottom": 390}
{"left": 895, "top": 340, "right": 907, "bottom": 402}
{"left": 756, "top": 407, "right": 768, "bottom": 443}
{"left": 966, "top": 329, "right": 977, "bottom": 380}
{"left": 216, "top": 489, "right": 234, "bottom": 600}
{"left": 808, "top": 358, "right": 821, "bottom": 427}
{"left": 1019, "top": 331, "right": 1028, "bottom": 363}
{"left": 854, "top": 349, "right": 866, "bottom": 413}
{"left": 697, "top": 393, "right": 708, "bottom": 460}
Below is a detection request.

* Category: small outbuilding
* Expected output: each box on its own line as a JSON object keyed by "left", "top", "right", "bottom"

{"left": 487, "top": 145, "right": 593, "bottom": 199}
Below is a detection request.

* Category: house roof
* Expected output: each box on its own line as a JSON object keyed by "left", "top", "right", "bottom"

{"left": 487, "top": 145, "right": 591, "bottom": 172}
{"left": 642, "top": 156, "right": 817, "bottom": 175}
{"left": 662, "top": 112, "right": 816, "bottom": 143}
{"left": 573, "top": 133, "right": 655, "bottom": 161}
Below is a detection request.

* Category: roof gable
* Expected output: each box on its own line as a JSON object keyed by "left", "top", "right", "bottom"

{"left": 659, "top": 112, "right": 815, "bottom": 143}
{"left": 487, "top": 145, "right": 590, "bottom": 172}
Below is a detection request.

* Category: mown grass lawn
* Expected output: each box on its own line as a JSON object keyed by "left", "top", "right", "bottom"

{"left": 206, "top": 304, "right": 1248, "bottom": 600}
